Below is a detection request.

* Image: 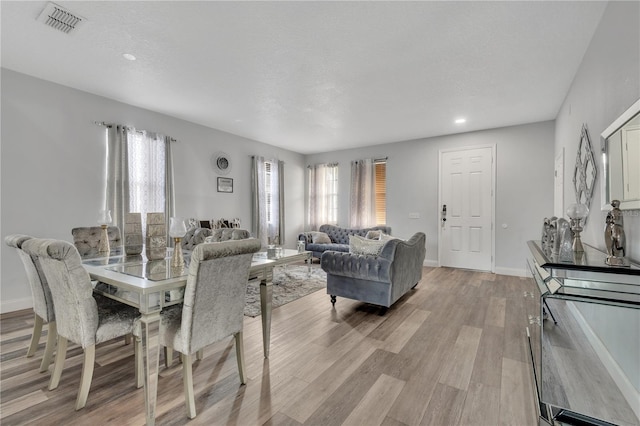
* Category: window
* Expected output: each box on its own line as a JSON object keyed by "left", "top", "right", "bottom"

{"left": 349, "top": 158, "right": 385, "bottom": 227}
{"left": 104, "top": 125, "right": 174, "bottom": 233}
{"left": 308, "top": 163, "right": 339, "bottom": 230}
{"left": 128, "top": 130, "right": 167, "bottom": 230}
{"left": 265, "top": 160, "right": 274, "bottom": 225}
{"left": 251, "top": 156, "right": 284, "bottom": 246}
{"left": 375, "top": 160, "right": 387, "bottom": 225}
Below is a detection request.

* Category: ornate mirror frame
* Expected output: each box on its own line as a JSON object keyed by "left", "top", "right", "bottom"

{"left": 573, "top": 124, "right": 597, "bottom": 212}
{"left": 600, "top": 99, "right": 640, "bottom": 210}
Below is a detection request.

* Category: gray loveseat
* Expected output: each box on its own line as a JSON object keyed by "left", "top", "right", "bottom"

{"left": 298, "top": 224, "right": 392, "bottom": 261}
{"left": 321, "top": 232, "right": 426, "bottom": 309}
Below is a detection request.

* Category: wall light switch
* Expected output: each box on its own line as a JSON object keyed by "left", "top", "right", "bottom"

{"left": 409, "top": 212, "right": 420, "bottom": 219}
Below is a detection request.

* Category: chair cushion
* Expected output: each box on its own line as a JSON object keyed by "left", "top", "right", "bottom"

{"left": 349, "top": 235, "right": 385, "bottom": 256}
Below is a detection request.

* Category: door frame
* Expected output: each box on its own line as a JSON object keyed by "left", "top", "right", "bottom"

{"left": 437, "top": 144, "right": 496, "bottom": 272}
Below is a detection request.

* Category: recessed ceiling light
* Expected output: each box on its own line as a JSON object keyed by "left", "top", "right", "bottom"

{"left": 122, "top": 53, "right": 136, "bottom": 61}
{"left": 455, "top": 118, "right": 466, "bottom": 124}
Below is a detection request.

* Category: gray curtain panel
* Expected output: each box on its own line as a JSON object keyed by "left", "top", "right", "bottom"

{"left": 105, "top": 125, "right": 131, "bottom": 231}
{"left": 350, "top": 158, "right": 376, "bottom": 228}
{"left": 251, "top": 155, "right": 267, "bottom": 246}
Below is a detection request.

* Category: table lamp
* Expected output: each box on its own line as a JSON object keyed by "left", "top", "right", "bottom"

{"left": 566, "top": 203, "right": 589, "bottom": 253}
{"left": 97, "top": 210, "right": 112, "bottom": 254}
{"left": 169, "top": 217, "right": 187, "bottom": 267}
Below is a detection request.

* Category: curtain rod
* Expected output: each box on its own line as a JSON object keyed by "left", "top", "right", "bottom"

{"left": 307, "top": 162, "right": 339, "bottom": 168}
{"left": 94, "top": 121, "right": 177, "bottom": 142}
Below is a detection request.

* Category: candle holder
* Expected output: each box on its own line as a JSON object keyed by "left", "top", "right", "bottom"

{"left": 566, "top": 203, "right": 589, "bottom": 253}
{"left": 169, "top": 217, "right": 187, "bottom": 268}
{"left": 97, "top": 210, "right": 112, "bottom": 254}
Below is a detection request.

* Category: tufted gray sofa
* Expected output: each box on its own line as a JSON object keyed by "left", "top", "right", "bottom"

{"left": 320, "top": 232, "right": 426, "bottom": 309}
{"left": 182, "top": 228, "right": 251, "bottom": 251}
{"left": 298, "top": 224, "right": 392, "bottom": 261}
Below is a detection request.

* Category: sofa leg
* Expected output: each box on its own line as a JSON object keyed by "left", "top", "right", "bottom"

{"left": 379, "top": 307, "right": 388, "bottom": 316}
{"left": 330, "top": 295, "right": 336, "bottom": 306}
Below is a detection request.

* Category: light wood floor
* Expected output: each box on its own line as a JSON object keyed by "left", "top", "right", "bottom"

{"left": 1, "top": 266, "right": 538, "bottom": 425}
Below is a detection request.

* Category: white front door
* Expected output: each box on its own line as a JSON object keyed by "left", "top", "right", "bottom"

{"left": 439, "top": 146, "right": 494, "bottom": 271}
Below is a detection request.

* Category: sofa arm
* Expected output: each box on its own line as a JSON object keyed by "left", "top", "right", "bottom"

{"left": 298, "top": 233, "right": 310, "bottom": 244}
{"left": 321, "top": 251, "right": 392, "bottom": 283}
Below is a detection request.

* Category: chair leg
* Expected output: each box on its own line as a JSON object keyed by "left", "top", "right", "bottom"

{"left": 124, "top": 333, "right": 132, "bottom": 345}
{"left": 49, "top": 336, "right": 68, "bottom": 390}
{"left": 39, "top": 321, "right": 57, "bottom": 373}
{"left": 75, "top": 344, "right": 96, "bottom": 410}
{"left": 135, "top": 335, "right": 143, "bottom": 389}
{"left": 27, "top": 314, "right": 44, "bottom": 357}
{"left": 182, "top": 353, "right": 196, "bottom": 419}
{"left": 196, "top": 349, "right": 204, "bottom": 360}
{"left": 164, "top": 346, "right": 174, "bottom": 368}
{"left": 235, "top": 332, "right": 247, "bottom": 385}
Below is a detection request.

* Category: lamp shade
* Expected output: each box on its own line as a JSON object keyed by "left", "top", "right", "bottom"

{"left": 566, "top": 203, "right": 589, "bottom": 220}
{"left": 97, "top": 209, "right": 112, "bottom": 225}
{"left": 169, "top": 217, "right": 187, "bottom": 238}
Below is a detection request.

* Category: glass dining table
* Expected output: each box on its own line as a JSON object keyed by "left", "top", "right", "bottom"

{"left": 81, "top": 248, "right": 276, "bottom": 425}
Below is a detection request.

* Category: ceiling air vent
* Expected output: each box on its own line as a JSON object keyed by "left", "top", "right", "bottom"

{"left": 37, "top": 2, "right": 85, "bottom": 34}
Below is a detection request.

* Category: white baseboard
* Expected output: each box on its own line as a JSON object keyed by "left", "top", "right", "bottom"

{"left": 424, "top": 259, "right": 439, "bottom": 267}
{"left": 494, "top": 266, "right": 527, "bottom": 277}
{"left": 567, "top": 302, "right": 640, "bottom": 422}
{"left": 1, "top": 297, "right": 33, "bottom": 314}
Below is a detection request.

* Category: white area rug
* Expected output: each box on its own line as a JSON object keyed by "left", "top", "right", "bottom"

{"left": 244, "top": 265, "right": 327, "bottom": 317}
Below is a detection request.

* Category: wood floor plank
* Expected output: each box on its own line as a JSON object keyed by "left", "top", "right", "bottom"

{"left": 0, "top": 267, "right": 541, "bottom": 426}
{"left": 379, "top": 308, "right": 430, "bottom": 354}
{"left": 279, "top": 338, "right": 378, "bottom": 423}
{"left": 0, "top": 389, "right": 49, "bottom": 418}
{"left": 342, "top": 373, "right": 405, "bottom": 426}
{"left": 485, "top": 296, "right": 506, "bottom": 328}
{"left": 419, "top": 382, "right": 466, "bottom": 426}
{"left": 438, "top": 325, "right": 483, "bottom": 391}
{"left": 469, "top": 325, "right": 504, "bottom": 388}
{"left": 302, "top": 349, "right": 397, "bottom": 426}
{"left": 458, "top": 382, "right": 501, "bottom": 426}
{"left": 499, "top": 357, "right": 537, "bottom": 426}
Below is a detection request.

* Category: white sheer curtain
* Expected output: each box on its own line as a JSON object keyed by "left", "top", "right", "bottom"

{"left": 252, "top": 156, "right": 285, "bottom": 246}
{"left": 105, "top": 126, "right": 175, "bottom": 235}
{"left": 307, "top": 163, "right": 338, "bottom": 230}
{"left": 350, "top": 158, "right": 376, "bottom": 228}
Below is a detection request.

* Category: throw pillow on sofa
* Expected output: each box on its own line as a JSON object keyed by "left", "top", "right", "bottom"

{"left": 365, "top": 230, "right": 382, "bottom": 240}
{"left": 349, "top": 234, "right": 385, "bottom": 256}
{"left": 379, "top": 233, "right": 399, "bottom": 242}
{"left": 310, "top": 231, "right": 332, "bottom": 244}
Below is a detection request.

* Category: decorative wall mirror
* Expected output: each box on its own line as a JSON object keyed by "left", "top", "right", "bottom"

{"left": 601, "top": 99, "right": 640, "bottom": 210}
{"left": 573, "top": 124, "right": 597, "bottom": 211}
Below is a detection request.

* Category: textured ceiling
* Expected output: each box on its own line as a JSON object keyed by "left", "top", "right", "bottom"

{"left": 1, "top": 1, "right": 607, "bottom": 154}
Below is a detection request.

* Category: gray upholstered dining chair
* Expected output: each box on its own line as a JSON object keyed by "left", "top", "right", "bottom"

{"left": 72, "top": 225, "right": 133, "bottom": 344}
{"left": 21, "top": 238, "right": 142, "bottom": 411}
{"left": 159, "top": 238, "right": 261, "bottom": 419}
{"left": 4, "top": 234, "right": 57, "bottom": 373}
{"left": 71, "top": 226, "right": 122, "bottom": 256}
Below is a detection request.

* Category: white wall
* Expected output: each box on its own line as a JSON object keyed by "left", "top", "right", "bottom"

{"left": 555, "top": 0, "right": 640, "bottom": 260}
{"left": 305, "top": 121, "right": 555, "bottom": 275}
{"left": 554, "top": 1, "right": 640, "bottom": 396}
{"left": 0, "top": 69, "right": 306, "bottom": 313}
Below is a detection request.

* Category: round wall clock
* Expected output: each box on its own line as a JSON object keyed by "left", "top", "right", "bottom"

{"left": 211, "top": 151, "right": 232, "bottom": 175}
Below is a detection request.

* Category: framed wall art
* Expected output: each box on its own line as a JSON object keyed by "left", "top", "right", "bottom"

{"left": 217, "top": 177, "right": 233, "bottom": 193}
